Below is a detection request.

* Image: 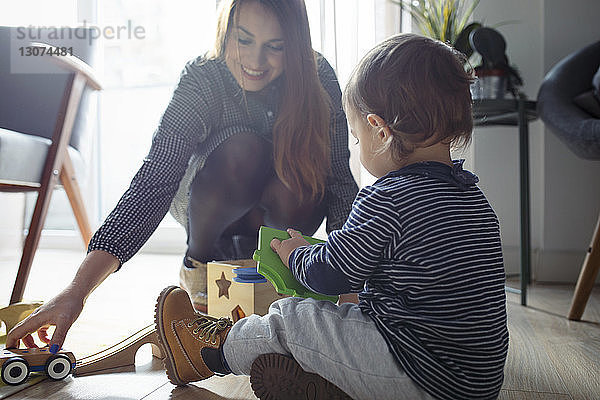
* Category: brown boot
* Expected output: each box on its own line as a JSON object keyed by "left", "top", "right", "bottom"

{"left": 250, "top": 353, "right": 354, "bottom": 400}
{"left": 154, "top": 285, "right": 232, "bottom": 385}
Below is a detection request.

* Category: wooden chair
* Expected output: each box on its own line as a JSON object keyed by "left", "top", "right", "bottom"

{"left": 569, "top": 217, "right": 600, "bottom": 319}
{"left": 537, "top": 40, "right": 600, "bottom": 320}
{"left": 0, "top": 28, "right": 101, "bottom": 304}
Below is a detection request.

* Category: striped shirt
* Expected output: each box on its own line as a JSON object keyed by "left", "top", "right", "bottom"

{"left": 290, "top": 160, "right": 509, "bottom": 400}
{"left": 88, "top": 53, "right": 358, "bottom": 265}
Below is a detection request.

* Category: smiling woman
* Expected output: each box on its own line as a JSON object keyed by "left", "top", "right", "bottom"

{"left": 4, "top": 4, "right": 411, "bottom": 385}
{"left": 223, "top": 2, "right": 285, "bottom": 92}
{"left": 1, "top": 0, "right": 399, "bottom": 253}
{"left": 5, "top": 0, "right": 358, "bottom": 361}
{"left": 208, "top": 0, "right": 334, "bottom": 207}
{"left": 161, "top": 0, "right": 358, "bottom": 312}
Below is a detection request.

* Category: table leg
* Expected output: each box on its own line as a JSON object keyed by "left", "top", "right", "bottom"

{"left": 518, "top": 99, "right": 531, "bottom": 306}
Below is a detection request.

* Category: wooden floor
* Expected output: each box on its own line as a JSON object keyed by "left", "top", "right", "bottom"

{"left": 1, "top": 249, "right": 599, "bottom": 399}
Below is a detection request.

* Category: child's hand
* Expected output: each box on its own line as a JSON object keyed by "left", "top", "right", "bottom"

{"left": 270, "top": 228, "right": 311, "bottom": 268}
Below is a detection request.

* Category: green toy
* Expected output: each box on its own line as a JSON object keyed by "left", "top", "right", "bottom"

{"left": 252, "top": 226, "right": 339, "bottom": 303}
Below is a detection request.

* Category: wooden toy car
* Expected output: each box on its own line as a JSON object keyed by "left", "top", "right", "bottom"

{"left": 1, "top": 347, "right": 76, "bottom": 385}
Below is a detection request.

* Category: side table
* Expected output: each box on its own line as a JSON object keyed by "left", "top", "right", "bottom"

{"left": 473, "top": 98, "right": 538, "bottom": 305}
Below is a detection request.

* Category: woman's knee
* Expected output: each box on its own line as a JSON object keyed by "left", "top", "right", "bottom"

{"left": 210, "top": 133, "right": 271, "bottom": 181}
{"left": 191, "top": 133, "right": 272, "bottom": 200}
{"left": 260, "top": 177, "right": 326, "bottom": 234}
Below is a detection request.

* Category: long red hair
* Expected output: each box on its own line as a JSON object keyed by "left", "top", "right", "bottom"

{"left": 210, "top": 0, "right": 331, "bottom": 202}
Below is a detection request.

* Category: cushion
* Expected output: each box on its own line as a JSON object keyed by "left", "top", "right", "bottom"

{"left": 573, "top": 90, "right": 600, "bottom": 118}
{"left": 0, "top": 128, "right": 85, "bottom": 186}
{"left": 593, "top": 65, "right": 600, "bottom": 101}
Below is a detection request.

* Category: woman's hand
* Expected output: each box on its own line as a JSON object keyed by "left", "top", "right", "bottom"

{"left": 270, "top": 228, "right": 310, "bottom": 268}
{"left": 5, "top": 250, "right": 120, "bottom": 352}
{"left": 6, "top": 284, "right": 86, "bottom": 352}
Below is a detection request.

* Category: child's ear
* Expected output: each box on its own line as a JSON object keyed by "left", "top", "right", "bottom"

{"left": 366, "top": 113, "right": 393, "bottom": 143}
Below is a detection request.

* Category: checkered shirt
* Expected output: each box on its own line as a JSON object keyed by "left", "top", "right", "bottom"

{"left": 88, "top": 53, "right": 358, "bottom": 265}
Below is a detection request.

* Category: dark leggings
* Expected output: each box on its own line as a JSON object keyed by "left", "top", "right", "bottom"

{"left": 186, "top": 133, "right": 326, "bottom": 262}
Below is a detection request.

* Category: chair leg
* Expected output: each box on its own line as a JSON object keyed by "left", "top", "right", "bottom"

{"left": 567, "top": 214, "right": 600, "bottom": 320}
{"left": 60, "top": 153, "right": 92, "bottom": 246}
{"left": 10, "top": 182, "right": 57, "bottom": 304}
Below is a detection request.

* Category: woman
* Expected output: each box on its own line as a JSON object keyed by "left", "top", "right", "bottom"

{"left": 7, "top": 0, "right": 357, "bottom": 350}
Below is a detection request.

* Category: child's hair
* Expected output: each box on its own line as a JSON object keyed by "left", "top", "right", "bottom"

{"left": 343, "top": 33, "right": 474, "bottom": 160}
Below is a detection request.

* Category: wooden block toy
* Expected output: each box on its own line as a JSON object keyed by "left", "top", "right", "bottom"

{"left": 207, "top": 259, "right": 286, "bottom": 321}
{"left": 74, "top": 324, "right": 164, "bottom": 376}
{"left": 0, "top": 302, "right": 44, "bottom": 336}
{"left": 253, "top": 226, "right": 339, "bottom": 303}
{"left": 1, "top": 347, "right": 76, "bottom": 385}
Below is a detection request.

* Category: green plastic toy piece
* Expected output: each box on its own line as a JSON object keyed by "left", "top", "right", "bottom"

{"left": 253, "top": 226, "right": 339, "bottom": 303}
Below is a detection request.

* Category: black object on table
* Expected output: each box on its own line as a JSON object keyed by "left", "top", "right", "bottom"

{"left": 472, "top": 97, "right": 538, "bottom": 306}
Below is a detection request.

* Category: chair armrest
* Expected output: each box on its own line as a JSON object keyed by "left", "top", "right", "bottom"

{"left": 30, "top": 42, "right": 102, "bottom": 91}
{"left": 537, "top": 41, "right": 600, "bottom": 160}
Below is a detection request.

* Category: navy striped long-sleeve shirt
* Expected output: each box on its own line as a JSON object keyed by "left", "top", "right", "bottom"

{"left": 290, "top": 160, "right": 509, "bottom": 400}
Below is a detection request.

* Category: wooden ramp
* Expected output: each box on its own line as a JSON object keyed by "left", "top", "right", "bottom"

{"left": 74, "top": 324, "right": 164, "bottom": 376}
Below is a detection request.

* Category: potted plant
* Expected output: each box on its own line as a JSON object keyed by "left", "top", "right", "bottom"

{"left": 391, "top": 0, "right": 523, "bottom": 99}
{"left": 390, "top": 0, "right": 482, "bottom": 58}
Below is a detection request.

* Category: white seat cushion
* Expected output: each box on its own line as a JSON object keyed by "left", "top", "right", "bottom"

{"left": 0, "top": 127, "right": 85, "bottom": 186}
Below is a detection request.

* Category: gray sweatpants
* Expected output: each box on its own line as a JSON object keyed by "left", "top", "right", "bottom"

{"left": 222, "top": 297, "right": 434, "bottom": 400}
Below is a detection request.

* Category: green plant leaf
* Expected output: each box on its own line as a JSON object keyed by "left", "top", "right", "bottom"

{"left": 397, "top": 0, "right": 482, "bottom": 45}
{"left": 457, "top": 0, "right": 480, "bottom": 33}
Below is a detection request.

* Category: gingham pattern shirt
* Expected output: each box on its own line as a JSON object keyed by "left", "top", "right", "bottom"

{"left": 88, "top": 53, "right": 358, "bottom": 265}
{"left": 291, "top": 161, "right": 509, "bottom": 400}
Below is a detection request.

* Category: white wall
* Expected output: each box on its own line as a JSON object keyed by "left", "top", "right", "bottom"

{"left": 473, "top": 0, "right": 600, "bottom": 282}
{"left": 0, "top": 193, "right": 24, "bottom": 260}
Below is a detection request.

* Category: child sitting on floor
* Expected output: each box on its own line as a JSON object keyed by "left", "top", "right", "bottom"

{"left": 154, "top": 33, "right": 509, "bottom": 400}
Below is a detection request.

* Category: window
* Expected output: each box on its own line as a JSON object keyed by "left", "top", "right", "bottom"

{"left": 305, "top": 0, "right": 402, "bottom": 188}
{"left": 97, "top": 0, "right": 402, "bottom": 248}
{"left": 1, "top": 0, "right": 92, "bottom": 245}
{"left": 6, "top": 0, "right": 404, "bottom": 251}
{"left": 1, "top": 1, "right": 79, "bottom": 27}
{"left": 96, "top": 0, "right": 218, "bottom": 252}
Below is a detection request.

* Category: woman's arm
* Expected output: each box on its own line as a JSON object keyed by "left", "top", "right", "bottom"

{"left": 88, "top": 57, "right": 219, "bottom": 266}
{"left": 7, "top": 58, "right": 221, "bottom": 349}
{"left": 69, "top": 250, "right": 120, "bottom": 302}
{"left": 5, "top": 250, "right": 119, "bottom": 351}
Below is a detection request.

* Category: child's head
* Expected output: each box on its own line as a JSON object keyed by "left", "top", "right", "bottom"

{"left": 343, "top": 33, "right": 474, "bottom": 171}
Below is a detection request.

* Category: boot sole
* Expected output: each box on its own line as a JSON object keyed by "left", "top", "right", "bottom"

{"left": 154, "top": 285, "right": 187, "bottom": 386}
{"left": 249, "top": 353, "right": 353, "bottom": 400}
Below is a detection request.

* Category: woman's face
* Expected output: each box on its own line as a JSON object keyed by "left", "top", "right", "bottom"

{"left": 224, "top": 1, "right": 285, "bottom": 92}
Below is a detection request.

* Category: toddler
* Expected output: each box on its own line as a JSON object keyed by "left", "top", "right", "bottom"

{"left": 155, "top": 33, "right": 508, "bottom": 400}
